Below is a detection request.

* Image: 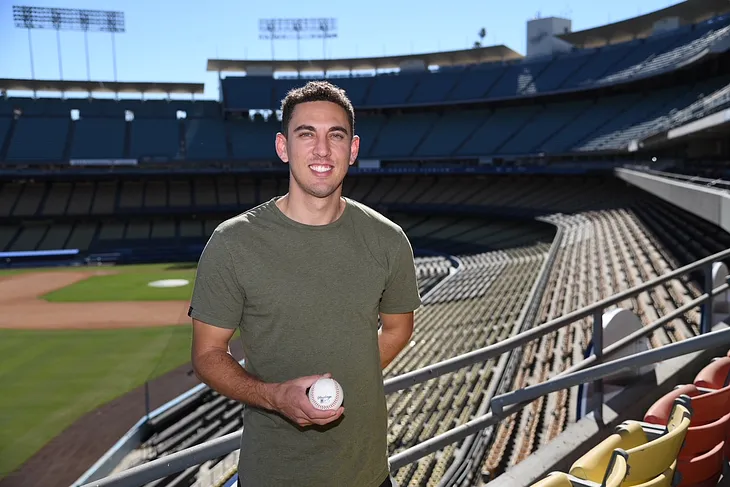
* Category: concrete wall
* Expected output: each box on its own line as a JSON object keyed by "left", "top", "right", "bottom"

{"left": 615, "top": 168, "right": 730, "bottom": 233}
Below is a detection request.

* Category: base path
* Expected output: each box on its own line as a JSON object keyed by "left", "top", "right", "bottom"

{"left": 0, "top": 271, "right": 191, "bottom": 330}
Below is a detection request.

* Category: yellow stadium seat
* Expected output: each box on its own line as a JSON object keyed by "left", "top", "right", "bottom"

{"left": 531, "top": 472, "right": 575, "bottom": 487}
{"left": 530, "top": 450, "right": 628, "bottom": 487}
{"left": 569, "top": 395, "right": 691, "bottom": 486}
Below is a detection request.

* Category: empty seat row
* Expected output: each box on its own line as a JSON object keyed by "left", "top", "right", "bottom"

{"left": 2, "top": 76, "right": 727, "bottom": 162}
{"left": 221, "top": 15, "right": 730, "bottom": 110}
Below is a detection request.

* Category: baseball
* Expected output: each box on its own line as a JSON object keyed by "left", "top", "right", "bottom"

{"left": 308, "top": 377, "right": 344, "bottom": 410}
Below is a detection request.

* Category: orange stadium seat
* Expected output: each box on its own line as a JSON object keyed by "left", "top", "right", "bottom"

{"left": 644, "top": 384, "right": 729, "bottom": 486}
{"left": 569, "top": 395, "right": 692, "bottom": 486}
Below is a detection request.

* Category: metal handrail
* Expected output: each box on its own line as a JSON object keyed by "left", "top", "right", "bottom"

{"left": 491, "top": 323, "right": 730, "bottom": 415}
{"left": 387, "top": 281, "right": 729, "bottom": 470}
{"left": 80, "top": 247, "right": 730, "bottom": 487}
{"left": 384, "top": 247, "right": 730, "bottom": 394}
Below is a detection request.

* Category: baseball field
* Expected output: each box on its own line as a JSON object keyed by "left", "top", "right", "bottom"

{"left": 0, "top": 263, "right": 202, "bottom": 480}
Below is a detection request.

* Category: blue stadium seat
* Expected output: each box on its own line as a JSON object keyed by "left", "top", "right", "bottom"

{"left": 500, "top": 101, "right": 590, "bottom": 154}
{"left": 408, "top": 71, "right": 463, "bottom": 105}
{"left": 76, "top": 99, "right": 128, "bottom": 118}
{"left": 365, "top": 73, "right": 419, "bottom": 106}
{"left": 129, "top": 119, "right": 182, "bottom": 159}
{"left": 185, "top": 119, "right": 228, "bottom": 160}
{"left": 274, "top": 78, "right": 307, "bottom": 107}
{"left": 368, "top": 113, "right": 439, "bottom": 158}
{"left": 537, "top": 94, "right": 640, "bottom": 153}
{"left": 414, "top": 110, "right": 487, "bottom": 157}
{"left": 446, "top": 64, "right": 505, "bottom": 102}
{"left": 457, "top": 106, "right": 541, "bottom": 156}
{"left": 0, "top": 117, "right": 12, "bottom": 153}
{"left": 328, "top": 77, "right": 372, "bottom": 106}
{"left": 0, "top": 98, "right": 13, "bottom": 116}
{"left": 6, "top": 117, "right": 69, "bottom": 161}
{"left": 561, "top": 42, "right": 636, "bottom": 89}
{"left": 223, "top": 77, "right": 275, "bottom": 110}
{"left": 354, "top": 113, "right": 387, "bottom": 158}
{"left": 70, "top": 118, "right": 126, "bottom": 160}
{"left": 531, "top": 50, "right": 597, "bottom": 93}
{"left": 229, "top": 118, "right": 279, "bottom": 160}
{"left": 485, "top": 59, "right": 552, "bottom": 99}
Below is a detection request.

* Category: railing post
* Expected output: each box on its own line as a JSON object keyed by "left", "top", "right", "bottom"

{"left": 702, "top": 263, "right": 714, "bottom": 334}
{"left": 592, "top": 309, "right": 604, "bottom": 424}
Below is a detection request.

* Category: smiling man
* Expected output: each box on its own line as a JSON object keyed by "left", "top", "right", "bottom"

{"left": 188, "top": 81, "right": 422, "bottom": 487}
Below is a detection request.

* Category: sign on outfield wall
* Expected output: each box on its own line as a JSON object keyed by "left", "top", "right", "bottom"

{"left": 69, "top": 159, "right": 138, "bottom": 166}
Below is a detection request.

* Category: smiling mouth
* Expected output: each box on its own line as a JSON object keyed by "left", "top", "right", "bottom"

{"left": 309, "top": 164, "right": 333, "bottom": 174}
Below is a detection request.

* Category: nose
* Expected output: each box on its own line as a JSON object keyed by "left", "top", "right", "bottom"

{"left": 313, "top": 134, "right": 331, "bottom": 158}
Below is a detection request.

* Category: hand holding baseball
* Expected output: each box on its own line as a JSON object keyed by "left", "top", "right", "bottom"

{"left": 270, "top": 373, "right": 344, "bottom": 427}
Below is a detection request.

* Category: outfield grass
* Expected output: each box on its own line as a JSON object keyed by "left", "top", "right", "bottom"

{"left": 0, "top": 325, "right": 194, "bottom": 479}
{"left": 40, "top": 263, "right": 198, "bottom": 302}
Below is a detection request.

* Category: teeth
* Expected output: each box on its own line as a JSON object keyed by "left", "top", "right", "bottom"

{"left": 311, "top": 165, "right": 332, "bottom": 173}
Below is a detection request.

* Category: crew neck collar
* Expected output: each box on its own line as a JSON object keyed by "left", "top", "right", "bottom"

{"left": 270, "top": 196, "right": 351, "bottom": 230}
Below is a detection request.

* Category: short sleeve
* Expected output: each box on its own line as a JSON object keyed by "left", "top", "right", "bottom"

{"left": 379, "top": 228, "right": 422, "bottom": 314}
{"left": 188, "top": 229, "right": 244, "bottom": 329}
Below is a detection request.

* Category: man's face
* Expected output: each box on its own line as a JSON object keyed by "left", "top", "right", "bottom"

{"left": 276, "top": 100, "right": 359, "bottom": 200}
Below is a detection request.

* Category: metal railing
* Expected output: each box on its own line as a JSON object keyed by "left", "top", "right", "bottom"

{"left": 80, "top": 247, "right": 730, "bottom": 487}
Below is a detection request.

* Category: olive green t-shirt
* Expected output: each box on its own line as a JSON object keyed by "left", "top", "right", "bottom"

{"left": 189, "top": 196, "right": 422, "bottom": 487}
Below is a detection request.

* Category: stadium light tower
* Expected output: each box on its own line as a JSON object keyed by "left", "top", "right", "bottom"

{"left": 12, "top": 5, "right": 125, "bottom": 82}
{"left": 259, "top": 18, "right": 338, "bottom": 65}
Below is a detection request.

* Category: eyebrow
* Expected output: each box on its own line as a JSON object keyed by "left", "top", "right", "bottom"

{"left": 293, "top": 124, "right": 349, "bottom": 135}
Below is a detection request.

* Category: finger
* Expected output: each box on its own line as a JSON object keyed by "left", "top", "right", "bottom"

{"left": 306, "top": 406, "right": 344, "bottom": 423}
{"left": 300, "top": 374, "right": 328, "bottom": 388}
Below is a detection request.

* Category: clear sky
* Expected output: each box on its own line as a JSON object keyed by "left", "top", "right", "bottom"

{"left": 0, "top": 0, "right": 683, "bottom": 99}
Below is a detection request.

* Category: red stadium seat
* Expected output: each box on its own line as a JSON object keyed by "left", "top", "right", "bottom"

{"left": 694, "top": 356, "right": 730, "bottom": 389}
{"left": 644, "top": 383, "right": 730, "bottom": 486}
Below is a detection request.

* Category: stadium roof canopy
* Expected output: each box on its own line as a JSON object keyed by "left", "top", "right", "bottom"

{"left": 0, "top": 78, "right": 205, "bottom": 95}
{"left": 206, "top": 45, "right": 523, "bottom": 74}
{"left": 558, "top": 0, "right": 730, "bottom": 48}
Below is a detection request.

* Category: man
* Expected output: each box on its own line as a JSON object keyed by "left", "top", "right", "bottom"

{"left": 188, "top": 80, "right": 422, "bottom": 487}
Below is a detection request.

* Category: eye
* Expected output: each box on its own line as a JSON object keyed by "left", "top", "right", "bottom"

{"left": 331, "top": 133, "right": 345, "bottom": 140}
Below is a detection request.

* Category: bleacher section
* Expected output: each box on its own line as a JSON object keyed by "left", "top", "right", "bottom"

{"left": 2, "top": 76, "right": 728, "bottom": 164}
{"left": 221, "top": 15, "right": 730, "bottom": 110}
{"left": 0, "top": 174, "right": 608, "bottom": 260}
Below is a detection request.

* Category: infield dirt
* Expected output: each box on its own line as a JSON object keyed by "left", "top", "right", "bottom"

{"left": 0, "top": 271, "right": 192, "bottom": 330}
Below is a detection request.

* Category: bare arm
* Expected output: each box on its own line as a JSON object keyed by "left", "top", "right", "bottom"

{"left": 191, "top": 319, "right": 343, "bottom": 426}
{"left": 378, "top": 311, "right": 414, "bottom": 369}
{"left": 191, "top": 319, "right": 277, "bottom": 410}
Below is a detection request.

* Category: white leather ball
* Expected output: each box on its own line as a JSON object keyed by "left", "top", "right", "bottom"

{"left": 308, "top": 378, "right": 344, "bottom": 410}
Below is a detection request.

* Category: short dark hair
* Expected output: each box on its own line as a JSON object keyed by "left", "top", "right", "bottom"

{"left": 280, "top": 81, "right": 355, "bottom": 137}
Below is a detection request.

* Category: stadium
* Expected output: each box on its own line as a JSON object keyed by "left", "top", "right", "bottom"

{"left": 3, "top": 0, "right": 730, "bottom": 486}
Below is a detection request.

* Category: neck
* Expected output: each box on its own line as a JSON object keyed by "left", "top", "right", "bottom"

{"left": 276, "top": 189, "right": 345, "bottom": 226}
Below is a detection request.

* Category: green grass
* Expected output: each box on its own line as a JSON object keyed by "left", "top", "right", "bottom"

{"left": 0, "top": 325, "right": 194, "bottom": 479}
{"left": 40, "top": 263, "right": 198, "bottom": 302}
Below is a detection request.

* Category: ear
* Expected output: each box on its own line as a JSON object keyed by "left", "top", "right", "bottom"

{"left": 349, "top": 135, "right": 360, "bottom": 166}
{"left": 275, "top": 132, "right": 289, "bottom": 163}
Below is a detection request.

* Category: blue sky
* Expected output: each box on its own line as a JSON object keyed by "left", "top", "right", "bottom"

{"left": 0, "top": 0, "right": 682, "bottom": 98}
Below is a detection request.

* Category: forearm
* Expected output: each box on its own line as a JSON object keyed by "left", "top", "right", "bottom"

{"left": 192, "top": 348, "right": 277, "bottom": 411}
{"left": 378, "top": 326, "right": 412, "bottom": 369}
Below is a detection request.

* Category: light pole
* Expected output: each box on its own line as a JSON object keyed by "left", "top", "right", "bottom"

{"left": 258, "top": 18, "right": 338, "bottom": 76}
{"left": 12, "top": 5, "right": 126, "bottom": 83}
